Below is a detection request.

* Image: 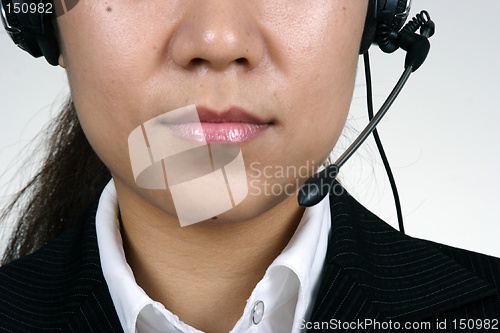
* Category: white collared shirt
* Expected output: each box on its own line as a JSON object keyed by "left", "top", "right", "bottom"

{"left": 96, "top": 180, "right": 331, "bottom": 333}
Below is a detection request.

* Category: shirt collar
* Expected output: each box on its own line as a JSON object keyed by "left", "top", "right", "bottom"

{"left": 96, "top": 179, "right": 330, "bottom": 333}
{"left": 95, "top": 179, "right": 154, "bottom": 332}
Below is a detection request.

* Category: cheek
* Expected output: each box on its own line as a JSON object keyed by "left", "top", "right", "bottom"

{"left": 58, "top": 1, "right": 158, "bottom": 105}
{"left": 263, "top": 2, "right": 363, "bottom": 161}
{"left": 299, "top": 58, "right": 357, "bottom": 147}
{"left": 281, "top": 45, "right": 360, "bottom": 166}
{"left": 57, "top": 5, "right": 155, "bottom": 177}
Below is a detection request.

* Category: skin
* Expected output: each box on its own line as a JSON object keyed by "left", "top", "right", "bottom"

{"left": 57, "top": 1, "right": 368, "bottom": 331}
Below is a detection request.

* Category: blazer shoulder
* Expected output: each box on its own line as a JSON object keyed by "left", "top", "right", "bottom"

{"left": 317, "top": 186, "right": 500, "bottom": 323}
{"left": 422, "top": 238, "right": 500, "bottom": 288}
{"left": 0, "top": 204, "right": 123, "bottom": 332}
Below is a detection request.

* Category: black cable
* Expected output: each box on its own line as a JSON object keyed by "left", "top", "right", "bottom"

{"left": 363, "top": 51, "right": 405, "bottom": 234}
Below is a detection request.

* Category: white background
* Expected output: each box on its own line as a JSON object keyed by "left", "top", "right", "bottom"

{"left": 1, "top": 0, "right": 499, "bottom": 257}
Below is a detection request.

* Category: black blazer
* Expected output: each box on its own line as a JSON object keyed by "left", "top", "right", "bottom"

{"left": 1, "top": 187, "right": 499, "bottom": 332}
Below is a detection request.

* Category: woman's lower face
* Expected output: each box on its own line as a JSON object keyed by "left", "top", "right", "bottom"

{"left": 57, "top": 0, "right": 367, "bottom": 225}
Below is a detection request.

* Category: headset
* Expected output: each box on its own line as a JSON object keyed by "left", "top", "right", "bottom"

{"left": 1, "top": 0, "right": 435, "bottom": 232}
{"left": 0, "top": 0, "right": 60, "bottom": 65}
{"left": 300, "top": 1, "right": 434, "bottom": 235}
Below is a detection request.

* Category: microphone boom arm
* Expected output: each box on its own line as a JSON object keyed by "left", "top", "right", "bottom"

{"left": 298, "top": 66, "right": 413, "bottom": 207}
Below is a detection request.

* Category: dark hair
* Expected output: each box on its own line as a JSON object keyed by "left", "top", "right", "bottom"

{"left": 0, "top": 98, "right": 111, "bottom": 264}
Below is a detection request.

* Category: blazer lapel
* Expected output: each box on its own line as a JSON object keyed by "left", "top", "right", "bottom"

{"left": 0, "top": 202, "right": 124, "bottom": 332}
{"left": 308, "top": 186, "right": 498, "bottom": 326}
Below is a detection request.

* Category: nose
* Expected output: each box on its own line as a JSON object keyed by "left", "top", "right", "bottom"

{"left": 170, "top": 2, "right": 265, "bottom": 72}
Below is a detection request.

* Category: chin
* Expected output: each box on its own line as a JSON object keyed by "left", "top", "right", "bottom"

{"left": 193, "top": 192, "right": 293, "bottom": 226}
{"left": 141, "top": 185, "right": 294, "bottom": 228}
{"left": 125, "top": 169, "right": 303, "bottom": 227}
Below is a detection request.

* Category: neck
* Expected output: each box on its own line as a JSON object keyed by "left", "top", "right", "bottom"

{"left": 114, "top": 178, "right": 305, "bottom": 333}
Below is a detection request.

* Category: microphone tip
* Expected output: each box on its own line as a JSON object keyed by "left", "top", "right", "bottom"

{"left": 298, "top": 191, "right": 323, "bottom": 207}
{"left": 297, "top": 164, "right": 339, "bottom": 207}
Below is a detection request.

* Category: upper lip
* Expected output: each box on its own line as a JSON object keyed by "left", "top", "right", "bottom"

{"left": 161, "top": 105, "right": 270, "bottom": 125}
{"left": 196, "top": 106, "right": 268, "bottom": 124}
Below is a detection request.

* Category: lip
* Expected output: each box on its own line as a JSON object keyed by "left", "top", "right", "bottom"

{"left": 163, "top": 105, "right": 271, "bottom": 143}
{"left": 197, "top": 106, "right": 270, "bottom": 124}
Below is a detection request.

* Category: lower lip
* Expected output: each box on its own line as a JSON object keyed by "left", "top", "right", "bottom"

{"left": 166, "top": 122, "right": 269, "bottom": 143}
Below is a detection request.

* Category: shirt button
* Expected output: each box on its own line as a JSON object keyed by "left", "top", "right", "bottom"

{"left": 251, "top": 300, "right": 265, "bottom": 325}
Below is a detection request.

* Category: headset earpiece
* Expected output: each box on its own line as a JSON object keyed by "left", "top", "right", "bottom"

{"left": 1, "top": 0, "right": 59, "bottom": 65}
{"left": 360, "top": 0, "right": 412, "bottom": 54}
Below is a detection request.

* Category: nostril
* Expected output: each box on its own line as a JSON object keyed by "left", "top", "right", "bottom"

{"left": 235, "top": 58, "right": 248, "bottom": 65}
{"left": 190, "top": 58, "right": 205, "bottom": 66}
{"left": 188, "top": 57, "right": 249, "bottom": 69}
